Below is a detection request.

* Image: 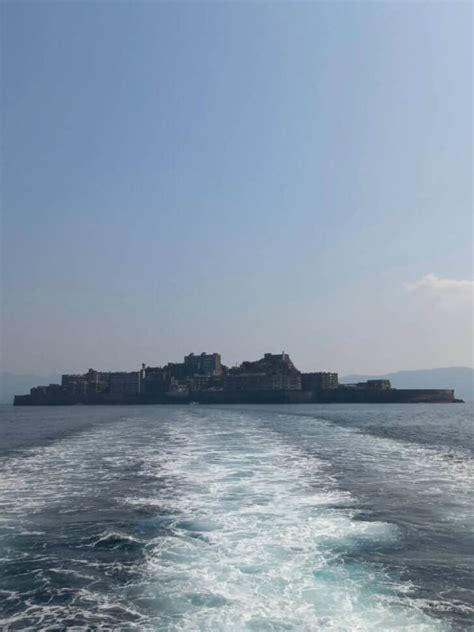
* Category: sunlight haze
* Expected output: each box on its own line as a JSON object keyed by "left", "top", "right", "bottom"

{"left": 2, "top": 1, "right": 472, "bottom": 375}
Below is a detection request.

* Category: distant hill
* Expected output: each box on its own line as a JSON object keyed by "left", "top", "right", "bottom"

{"left": 0, "top": 372, "right": 60, "bottom": 404}
{"left": 341, "top": 367, "right": 474, "bottom": 401}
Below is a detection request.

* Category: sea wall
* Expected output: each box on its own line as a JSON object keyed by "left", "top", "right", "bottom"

{"left": 13, "top": 388, "right": 458, "bottom": 406}
{"left": 196, "top": 390, "right": 313, "bottom": 405}
{"left": 312, "top": 388, "right": 456, "bottom": 403}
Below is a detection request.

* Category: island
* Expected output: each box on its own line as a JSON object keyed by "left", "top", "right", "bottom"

{"left": 13, "top": 352, "right": 463, "bottom": 405}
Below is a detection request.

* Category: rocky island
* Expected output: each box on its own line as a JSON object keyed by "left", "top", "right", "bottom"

{"left": 13, "top": 352, "right": 463, "bottom": 405}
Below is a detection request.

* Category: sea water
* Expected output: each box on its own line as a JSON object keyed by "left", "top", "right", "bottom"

{"left": 0, "top": 403, "right": 472, "bottom": 631}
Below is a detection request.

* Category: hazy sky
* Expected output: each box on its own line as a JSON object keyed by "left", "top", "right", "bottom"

{"left": 1, "top": 1, "right": 473, "bottom": 376}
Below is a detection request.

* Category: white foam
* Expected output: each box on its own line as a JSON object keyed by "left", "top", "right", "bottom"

{"left": 0, "top": 407, "right": 457, "bottom": 630}
{"left": 128, "top": 410, "right": 446, "bottom": 631}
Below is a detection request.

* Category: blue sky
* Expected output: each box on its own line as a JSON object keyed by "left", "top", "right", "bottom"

{"left": 2, "top": 1, "right": 472, "bottom": 375}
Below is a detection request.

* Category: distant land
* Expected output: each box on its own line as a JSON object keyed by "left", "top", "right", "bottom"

{"left": 341, "top": 367, "right": 474, "bottom": 401}
{"left": 2, "top": 366, "right": 473, "bottom": 404}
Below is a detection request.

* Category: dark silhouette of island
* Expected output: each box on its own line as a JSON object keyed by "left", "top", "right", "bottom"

{"left": 342, "top": 367, "right": 473, "bottom": 401}
{"left": 12, "top": 352, "right": 464, "bottom": 405}
{"left": 1, "top": 372, "right": 59, "bottom": 405}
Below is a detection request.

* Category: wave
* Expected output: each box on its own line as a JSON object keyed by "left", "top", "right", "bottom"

{"left": 0, "top": 406, "right": 466, "bottom": 630}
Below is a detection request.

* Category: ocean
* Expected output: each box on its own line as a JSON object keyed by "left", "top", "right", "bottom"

{"left": 0, "top": 403, "right": 472, "bottom": 631}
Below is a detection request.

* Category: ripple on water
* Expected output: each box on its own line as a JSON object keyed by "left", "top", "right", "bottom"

{"left": 0, "top": 406, "right": 469, "bottom": 630}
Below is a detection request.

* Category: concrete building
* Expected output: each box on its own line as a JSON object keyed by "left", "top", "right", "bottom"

{"left": 346, "top": 379, "right": 393, "bottom": 390}
{"left": 165, "top": 362, "right": 188, "bottom": 380}
{"left": 141, "top": 365, "right": 170, "bottom": 396}
{"left": 224, "top": 373, "right": 273, "bottom": 391}
{"left": 226, "top": 353, "right": 301, "bottom": 391}
{"left": 108, "top": 372, "right": 141, "bottom": 397}
{"left": 301, "top": 372, "right": 339, "bottom": 391}
{"left": 365, "top": 379, "right": 392, "bottom": 390}
{"left": 184, "top": 352, "right": 222, "bottom": 376}
{"left": 61, "top": 369, "right": 109, "bottom": 396}
{"left": 224, "top": 372, "right": 302, "bottom": 392}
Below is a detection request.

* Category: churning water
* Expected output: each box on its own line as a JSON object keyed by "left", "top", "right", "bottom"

{"left": 0, "top": 403, "right": 472, "bottom": 631}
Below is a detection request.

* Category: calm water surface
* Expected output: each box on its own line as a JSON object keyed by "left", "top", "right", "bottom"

{"left": 0, "top": 403, "right": 472, "bottom": 631}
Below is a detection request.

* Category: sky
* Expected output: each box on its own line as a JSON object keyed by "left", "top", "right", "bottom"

{"left": 1, "top": 0, "right": 473, "bottom": 376}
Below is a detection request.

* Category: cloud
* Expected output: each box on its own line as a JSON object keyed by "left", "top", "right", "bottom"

{"left": 404, "top": 274, "right": 474, "bottom": 295}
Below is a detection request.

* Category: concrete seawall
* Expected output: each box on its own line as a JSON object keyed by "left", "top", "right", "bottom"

{"left": 312, "top": 388, "right": 457, "bottom": 403}
{"left": 14, "top": 388, "right": 460, "bottom": 406}
{"left": 196, "top": 390, "right": 313, "bottom": 404}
